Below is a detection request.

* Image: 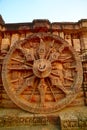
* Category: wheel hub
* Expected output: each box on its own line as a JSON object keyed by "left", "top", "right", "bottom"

{"left": 33, "top": 59, "right": 52, "bottom": 78}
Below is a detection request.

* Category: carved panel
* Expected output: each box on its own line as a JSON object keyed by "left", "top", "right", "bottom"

{"left": 2, "top": 33, "right": 83, "bottom": 113}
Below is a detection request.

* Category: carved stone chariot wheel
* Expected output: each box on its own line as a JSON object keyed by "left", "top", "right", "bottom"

{"left": 2, "top": 33, "right": 83, "bottom": 113}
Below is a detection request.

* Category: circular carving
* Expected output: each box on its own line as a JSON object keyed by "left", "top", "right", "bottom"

{"left": 33, "top": 59, "right": 52, "bottom": 78}
{"left": 2, "top": 33, "right": 83, "bottom": 113}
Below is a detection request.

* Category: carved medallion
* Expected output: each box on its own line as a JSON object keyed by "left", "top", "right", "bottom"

{"left": 2, "top": 33, "right": 83, "bottom": 113}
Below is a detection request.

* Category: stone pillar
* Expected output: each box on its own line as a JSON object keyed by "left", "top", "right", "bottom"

{"left": 20, "top": 33, "right": 25, "bottom": 40}
{"left": 1, "top": 32, "right": 11, "bottom": 54}
{"left": 64, "top": 33, "right": 72, "bottom": 46}
{"left": 52, "top": 23, "right": 61, "bottom": 37}
{"left": 80, "top": 32, "right": 87, "bottom": 54}
{"left": 80, "top": 31, "right": 87, "bottom": 106}
{"left": 11, "top": 33, "right": 19, "bottom": 47}
{"left": 79, "top": 20, "right": 87, "bottom": 55}
{"left": 1, "top": 38, "right": 10, "bottom": 54}
{"left": 72, "top": 34, "right": 81, "bottom": 53}
{"left": 81, "top": 32, "right": 87, "bottom": 105}
{"left": 59, "top": 32, "right": 64, "bottom": 39}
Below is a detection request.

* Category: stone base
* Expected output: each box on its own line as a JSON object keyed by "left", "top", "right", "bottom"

{"left": 0, "top": 106, "right": 87, "bottom": 130}
{"left": 59, "top": 106, "right": 87, "bottom": 130}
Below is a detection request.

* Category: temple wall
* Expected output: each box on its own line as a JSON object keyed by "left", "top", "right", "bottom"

{"left": 0, "top": 19, "right": 87, "bottom": 109}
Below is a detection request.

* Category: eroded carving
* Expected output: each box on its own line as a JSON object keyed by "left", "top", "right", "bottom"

{"left": 2, "top": 33, "right": 83, "bottom": 113}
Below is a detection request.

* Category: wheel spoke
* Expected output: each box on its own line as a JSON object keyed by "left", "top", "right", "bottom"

{"left": 58, "top": 44, "right": 65, "bottom": 53}
{"left": 28, "top": 78, "right": 39, "bottom": 101}
{"left": 11, "top": 57, "right": 33, "bottom": 67}
{"left": 8, "top": 65, "right": 32, "bottom": 70}
{"left": 38, "top": 79, "right": 48, "bottom": 106}
{"left": 46, "top": 79, "right": 57, "bottom": 102}
{"left": 38, "top": 39, "right": 46, "bottom": 59}
{"left": 11, "top": 57, "right": 24, "bottom": 64}
{"left": 16, "top": 81, "right": 27, "bottom": 95}
{"left": 16, "top": 75, "right": 35, "bottom": 95}
{"left": 51, "top": 71, "right": 60, "bottom": 78}
{"left": 17, "top": 44, "right": 35, "bottom": 61}
{"left": 45, "top": 40, "right": 54, "bottom": 59}
{"left": 49, "top": 52, "right": 60, "bottom": 62}
{"left": 56, "top": 85, "right": 71, "bottom": 95}
{"left": 10, "top": 73, "right": 34, "bottom": 83}
{"left": 64, "top": 77, "right": 74, "bottom": 82}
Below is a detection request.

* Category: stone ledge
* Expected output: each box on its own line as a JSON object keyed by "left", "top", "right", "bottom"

{"left": 0, "top": 106, "right": 86, "bottom": 130}
{"left": 0, "top": 108, "right": 60, "bottom": 127}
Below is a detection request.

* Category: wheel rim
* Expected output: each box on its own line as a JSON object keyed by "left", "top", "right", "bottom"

{"left": 2, "top": 33, "right": 83, "bottom": 113}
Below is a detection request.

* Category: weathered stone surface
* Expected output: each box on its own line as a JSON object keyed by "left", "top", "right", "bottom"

{"left": 59, "top": 106, "right": 87, "bottom": 130}
{"left": 52, "top": 23, "right": 62, "bottom": 30}
{"left": 0, "top": 106, "right": 86, "bottom": 129}
{"left": 33, "top": 19, "right": 50, "bottom": 32}
{"left": 0, "top": 17, "right": 87, "bottom": 129}
{"left": 2, "top": 33, "right": 83, "bottom": 114}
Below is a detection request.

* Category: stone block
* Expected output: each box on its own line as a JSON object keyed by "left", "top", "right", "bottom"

{"left": 60, "top": 113, "right": 78, "bottom": 130}
{"left": 1, "top": 38, "right": 10, "bottom": 53}
{"left": 33, "top": 19, "right": 50, "bottom": 27}
{"left": 59, "top": 108, "right": 87, "bottom": 130}
{"left": 52, "top": 23, "right": 61, "bottom": 30}
{"left": 62, "top": 24, "right": 74, "bottom": 30}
